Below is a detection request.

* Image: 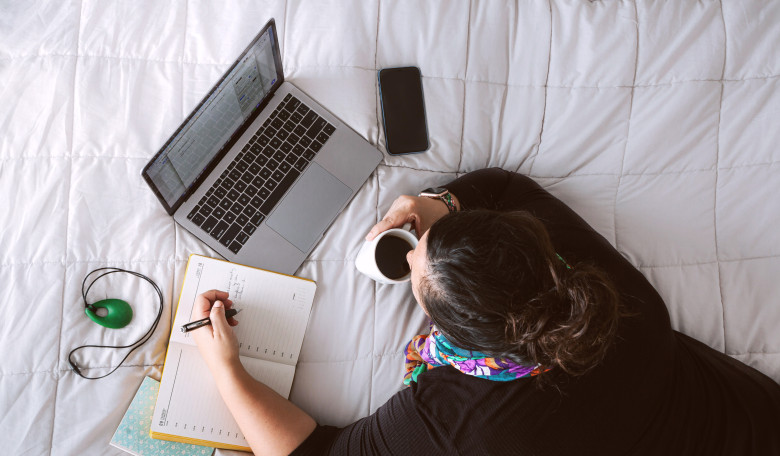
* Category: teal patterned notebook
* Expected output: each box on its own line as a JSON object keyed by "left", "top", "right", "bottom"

{"left": 110, "top": 377, "right": 214, "bottom": 456}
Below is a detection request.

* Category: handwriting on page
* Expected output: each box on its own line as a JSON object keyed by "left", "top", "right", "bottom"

{"left": 226, "top": 268, "right": 246, "bottom": 302}
{"left": 177, "top": 256, "right": 316, "bottom": 364}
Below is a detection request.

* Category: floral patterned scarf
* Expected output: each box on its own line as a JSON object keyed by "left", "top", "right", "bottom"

{"left": 403, "top": 324, "right": 545, "bottom": 386}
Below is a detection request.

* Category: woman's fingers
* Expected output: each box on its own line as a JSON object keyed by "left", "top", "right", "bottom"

{"left": 366, "top": 218, "right": 397, "bottom": 240}
{"left": 194, "top": 290, "right": 232, "bottom": 319}
{"left": 209, "top": 301, "right": 230, "bottom": 336}
{"left": 201, "top": 289, "right": 229, "bottom": 303}
{"left": 193, "top": 294, "right": 213, "bottom": 319}
{"left": 366, "top": 196, "right": 416, "bottom": 240}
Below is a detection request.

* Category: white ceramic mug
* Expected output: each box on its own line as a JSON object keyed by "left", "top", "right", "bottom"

{"left": 355, "top": 223, "right": 418, "bottom": 284}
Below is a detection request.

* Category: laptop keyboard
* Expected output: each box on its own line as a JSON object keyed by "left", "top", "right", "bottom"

{"left": 186, "top": 93, "right": 336, "bottom": 254}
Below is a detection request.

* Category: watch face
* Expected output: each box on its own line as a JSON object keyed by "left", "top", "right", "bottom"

{"left": 420, "top": 187, "right": 447, "bottom": 197}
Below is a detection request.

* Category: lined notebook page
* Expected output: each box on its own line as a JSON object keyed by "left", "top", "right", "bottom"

{"left": 171, "top": 255, "right": 317, "bottom": 366}
{"left": 152, "top": 255, "right": 316, "bottom": 450}
{"left": 152, "top": 344, "right": 294, "bottom": 449}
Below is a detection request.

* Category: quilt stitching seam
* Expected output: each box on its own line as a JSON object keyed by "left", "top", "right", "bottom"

{"left": 633, "top": 253, "right": 780, "bottom": 269}
{"left": 2, "top": 157, "right": 778, "bottom": 176}
{"left": 0, "top": 259, "right": 181, "bottom": 268}
{"left": 526, "top": 0, "right": 553, "bottom": 175}
{"left": 612, "top": 0, "right": 640, "bottom": 253}
{"left": 282, "top": 0, "right": 288, "bottom": 63}
{"left": 3, "top": 54, "right": 778, "bottom": 87}
{"left": 456, "top": 0, "right": 473, "bottom": 174}
{"left": 373, "top": 1, "right": 382, "bottom": 162}
{"left": 48, "top": 1, "right": 84, "bottom": 452}
{"left": 368, "top": 173, "right": 379, "bottom": 415}
{"left": 0, "top": 363, "right": 164, "bottom": 378}
{"left": 367, "top": 0, "right": 381, "bottom": 417}
{"left": 715, "top": 0, "right": 728, "bottom": 354}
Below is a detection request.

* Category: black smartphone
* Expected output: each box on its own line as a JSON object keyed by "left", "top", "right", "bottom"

{"left": 378, "top": 66, "right": 429, "bottom": 155}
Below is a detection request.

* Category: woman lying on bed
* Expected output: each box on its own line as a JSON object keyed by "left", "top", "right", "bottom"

{"left": 192, "top": 168, "right": 780, "bottom": 455}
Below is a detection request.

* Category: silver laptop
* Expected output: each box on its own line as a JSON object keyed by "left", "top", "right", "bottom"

{"left": 142, "top": 19, "right": 382, "bottom": 274}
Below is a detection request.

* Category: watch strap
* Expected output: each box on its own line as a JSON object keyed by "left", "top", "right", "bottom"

{"left": 419, "top": 188, "right": 457, "bottom": 213}
{"left": 438, "top": 191, "right": 457, "bottom": 213}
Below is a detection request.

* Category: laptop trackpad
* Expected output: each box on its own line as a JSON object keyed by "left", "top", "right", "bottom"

{"left": 266, "top": 163, "right": 352, "bottom": 253}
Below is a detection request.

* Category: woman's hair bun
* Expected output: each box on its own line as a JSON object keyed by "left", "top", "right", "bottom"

{"left": 505, "top": 263, "right": 621, "bottom": 377}
{"left": 422, "top": 209, "right": 622, "bottom": 383}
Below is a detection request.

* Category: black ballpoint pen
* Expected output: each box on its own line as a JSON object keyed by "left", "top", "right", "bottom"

{"left": 181, "top": 308, "right": 242, "bottom": 333}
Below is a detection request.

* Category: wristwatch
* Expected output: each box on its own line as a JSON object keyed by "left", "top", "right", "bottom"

{"left": 419, "top": 187, "right": 457, "bottom": 213}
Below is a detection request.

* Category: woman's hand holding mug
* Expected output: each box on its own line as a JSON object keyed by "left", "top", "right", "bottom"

{"left": 365, "top": 194, "right": 459, "bottom": 241}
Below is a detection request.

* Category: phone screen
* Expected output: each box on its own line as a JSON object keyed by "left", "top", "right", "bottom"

{"left": 379, "top": 67, "right": 429, "bottom": 155}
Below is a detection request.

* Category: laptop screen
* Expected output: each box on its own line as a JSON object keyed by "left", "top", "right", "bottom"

{"left": 142, "top": 20, "right": 283, "bottom": 214}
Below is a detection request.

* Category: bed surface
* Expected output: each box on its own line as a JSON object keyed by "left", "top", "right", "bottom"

{"left": 2, "top": 1, "right": 779, "bottom": 454}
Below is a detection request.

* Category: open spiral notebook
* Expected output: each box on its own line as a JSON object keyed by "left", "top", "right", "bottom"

{"left": 150, "top": 255, "right": 317, "bottom": 452}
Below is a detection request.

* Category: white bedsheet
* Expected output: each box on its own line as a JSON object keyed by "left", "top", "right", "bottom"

{"left": 1, "top": 1, "right": 779, "bottom": 454}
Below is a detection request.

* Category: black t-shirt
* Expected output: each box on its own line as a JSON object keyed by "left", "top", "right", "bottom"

{"left": 292, "top": 168, "right": 780, "bottom": 455}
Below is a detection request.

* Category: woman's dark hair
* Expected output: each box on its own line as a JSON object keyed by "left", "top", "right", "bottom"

{"left": 420, "top": 209, "right": 621, "bottom": 380}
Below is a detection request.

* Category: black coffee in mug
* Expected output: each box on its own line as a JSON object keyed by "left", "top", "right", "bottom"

{"left": 375, "top": 234, "right": 414, "bottom": 280}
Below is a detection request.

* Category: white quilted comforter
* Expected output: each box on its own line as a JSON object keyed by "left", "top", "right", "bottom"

{"left": 2, "top": 1, "right": 779, "bottom": 454}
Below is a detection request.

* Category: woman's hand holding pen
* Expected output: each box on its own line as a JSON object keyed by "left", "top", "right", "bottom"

{"left": 191, "top": 290, "right": 241, "bottom": 373}
{"left": 189, "top": 291, "right": 316, "bottom": 454}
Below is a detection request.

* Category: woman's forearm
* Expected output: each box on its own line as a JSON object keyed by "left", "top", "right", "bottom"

{"left": 212, "top": 360, "right": 317, "bottom": 455}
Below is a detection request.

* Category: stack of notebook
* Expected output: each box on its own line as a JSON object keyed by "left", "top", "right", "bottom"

{"left": 110, "top": 377, "right": 213, "bottom": 456}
